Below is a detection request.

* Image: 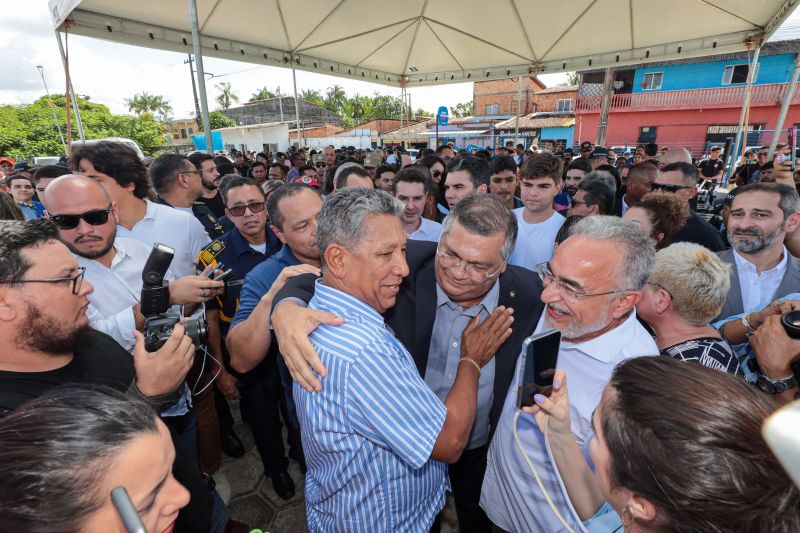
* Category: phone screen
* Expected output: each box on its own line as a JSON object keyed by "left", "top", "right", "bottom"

{"left": 517, "top": 329, "right": 561, "bottom": 408}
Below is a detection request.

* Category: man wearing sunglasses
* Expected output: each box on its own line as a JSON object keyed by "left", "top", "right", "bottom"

{"left": 150, "top": 154, "right": 226, "bottom": 240}
{"left": 268, "top": 194, "right": 541, "bottom": 533}
{"left": 655, "top": 162, "right": 725, "bottom": 251}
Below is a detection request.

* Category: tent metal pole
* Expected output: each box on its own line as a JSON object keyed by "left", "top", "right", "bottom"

{"left": 768, "top": 52, "right": 800, "bottom": 158}
{"left": 514, "top": 75, "right": 521, "bottom": 146}
{"left": 291, "top": 56, "right": 302, "bottom": 147}
{"left": 54, "top": 30, "right": 85, "bottom": 143}
{"left": 36, "top": 65, "right": 67, "bottom": 155}
{"left": 729, "top": 45, "right": 761, "bottom": 185}
{"left": 188, "top": 0, "right": 213, "bottom": 154}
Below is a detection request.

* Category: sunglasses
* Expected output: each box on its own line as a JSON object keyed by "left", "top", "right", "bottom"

{"left": 227, "top": 201, "right": 266, "bottom": 217}
{"left": 315, "top": 162, "right": 327, "bottom": 168}
{"left": 650, "top": 183, "right": 694, "bottom": 193}
{"left": 49, "top": 208, "right": 112, "bottom": 230}
{"left": 432, "top": 170, "right": 443, "bottom": 178}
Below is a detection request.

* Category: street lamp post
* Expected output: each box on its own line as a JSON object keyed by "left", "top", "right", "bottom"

{"left": 36, "top": 65, "right": 67, "bottom": 155}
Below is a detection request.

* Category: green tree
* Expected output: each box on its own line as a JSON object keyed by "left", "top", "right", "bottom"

{"left": 566, "top": 72, "right": 580, "bottom": 85}
{"left": 323, "top": 85, "right": 347, "bottom": 114}
{"left": 0, "top": 94, "right": 166, "bottom": 159}
{"left": 249, "top": 86, "right": 276, "bottom": 102}
{"left": 450, "top": 101, "right": 473, "bottom": 118}
{"left": 415, "top": 108, "right": 433, "bottom": 118}
{"left": 215, "top": 82, "right": 239, "bottom": 110}
{"left": 299, "top": 89, "right": 324, "bottom": 106}
{"left": 124, "top": 91, "right": 173, "bottom": 121}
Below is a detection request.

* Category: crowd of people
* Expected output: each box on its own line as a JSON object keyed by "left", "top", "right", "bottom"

{"left": 0, "top": 137, "right": 799, "bottom": 533}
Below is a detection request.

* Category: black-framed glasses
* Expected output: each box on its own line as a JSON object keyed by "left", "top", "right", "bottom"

{"left": 315, "top": 162, "right": 327, "bottom": 168}
{"left": 570, "top": 199, "right": 591, "bottom": 207}
{"left": 5, "top": 267, "right": 86, "bottom": 294}
{"left": 647, "top": 282, "right": 673, "bottom": 298}
{"left": 49, "top": 208, "right": 112, "bottom": 230}
{"left": 227, "top": 201, "right": 266, "bottom": 217}
{"left": 650, "top": 182, "right": 694, "bottom": 193}
{"left": 758, "top": 152, "right": 769, "bottom": 157}
{"left": 536, "top": 262, "right": 626, "bottom": 304}
{"left": 436, "top": 245, "right": 508, "bottom": 282}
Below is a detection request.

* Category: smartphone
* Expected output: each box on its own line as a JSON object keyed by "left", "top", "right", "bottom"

{"left": 517, "top": 328, "right": 561, "bottom": 409}
{"left": 206, "top": 263, "right": 225, "bottom": 278}
{"left": 111, "top": 487, "right": 146, "bottom": 533}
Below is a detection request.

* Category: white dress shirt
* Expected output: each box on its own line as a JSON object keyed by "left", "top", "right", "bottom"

{"left": 481, "top": 310, "right": 657, "bottom": 533}
{"left": 116, "top": 200, "right": 210, "bottom": 278}
{"left": 408, "top": 217, "right": 443, "bottom": 243}
{"left": 78, "top": 237, "right": 175, "bottom": 352}
{"left": 733, "top": 246, "right": 788, "bottom": 312}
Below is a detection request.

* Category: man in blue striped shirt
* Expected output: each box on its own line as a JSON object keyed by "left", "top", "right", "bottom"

{"left": 295, "top": 188, "right": 512, "bottom": 532}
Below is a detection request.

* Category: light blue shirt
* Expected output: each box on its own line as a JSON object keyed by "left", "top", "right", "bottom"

{"left": 296, "top": 280, "right": 448, "bottom": 532}
{"left": 408, "top": 217, "right": 443, "bottom": 243}
{"left": 481, "top": 311, "right": 657, "bottom": 533}
{"left": 425, "top": 282, "right": 497, "bottom": 449}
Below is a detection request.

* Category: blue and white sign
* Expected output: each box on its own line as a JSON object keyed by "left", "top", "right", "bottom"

{"left": 437, "top": 106, "right": 449, "bottom": 126}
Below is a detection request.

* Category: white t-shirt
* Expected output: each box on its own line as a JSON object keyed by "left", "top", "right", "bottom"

{"left": 250, "top": 242, "right": 268, "bottom": 254}
{"left": 116, "top": 200, "right": 210, "bottom": 278}
{"left": 509, "top": 209, "right": 564, "bottom": 271}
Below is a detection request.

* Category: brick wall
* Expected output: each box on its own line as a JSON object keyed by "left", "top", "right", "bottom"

{"left": 474, "top": 77, "right": 545, "bottom": 115}
{"left": 530, "top": 90, "right": 578, "bottom": 113}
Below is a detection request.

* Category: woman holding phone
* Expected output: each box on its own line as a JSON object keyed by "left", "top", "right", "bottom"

{"left": 525, "top": 356, "right": 800, "bottom": 532}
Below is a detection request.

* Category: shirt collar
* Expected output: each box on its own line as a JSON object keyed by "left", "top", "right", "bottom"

{"left": 559, "top": 310, "right": 644, "bottom": 364}
{"left": 435, "top": 278, "right": 500, "bottom": 317}
{"left": 143, "top": 199, "right": 157, "bottom": 220}
{"left": 228, "top": 225, "right": 273, "bottom": 258}
{"left": 733, "top": 245, "right": 788, "bottom": 275}
{"left": 314, "top": 278, "right": 385, "bottom": 328}
{"left": 276, "top": 245, "right": 299, "bottom": 265}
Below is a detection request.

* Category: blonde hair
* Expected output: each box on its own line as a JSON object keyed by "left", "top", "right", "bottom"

{"left": 649, "top": 242, "right": 730, "bottom": 325}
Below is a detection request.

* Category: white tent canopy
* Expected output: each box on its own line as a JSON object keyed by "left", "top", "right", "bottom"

{"left": 50, "top": 0, "right": 798, "bottom": 88}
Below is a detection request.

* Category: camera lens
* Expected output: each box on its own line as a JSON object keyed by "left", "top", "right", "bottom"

{"left": 184, "top": 317, "right": 208, "bottom": 347}
{"left": 781, "top": 310, "right": 800, "bottom": 339}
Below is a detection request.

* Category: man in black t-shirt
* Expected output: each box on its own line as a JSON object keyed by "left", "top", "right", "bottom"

{"left": 0, "top": 219, "right": 214, "bottom": 531}
{"left": 697, "top": 145, "right": 726, "bottom": 183}
{"left": 189, "top": 152, "right": 226, "bottom": 219}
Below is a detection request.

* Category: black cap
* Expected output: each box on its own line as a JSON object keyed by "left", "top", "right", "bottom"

{"left": 563, "top": 148, "right": 574, "bottom": 157}
{"left": 590, "top": 147, "right": 609, "bottom": 159}
{"left": 580, "top": 141, "right": 593, "bottom": 151}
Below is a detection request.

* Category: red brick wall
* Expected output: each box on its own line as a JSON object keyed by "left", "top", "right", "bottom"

{"left": 474, "top": 78, "right": 576, "bottom": 115}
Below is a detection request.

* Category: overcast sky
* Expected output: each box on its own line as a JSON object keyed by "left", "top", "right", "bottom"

{"left": 3, "top": 1, "right": 798, "bottom": 120}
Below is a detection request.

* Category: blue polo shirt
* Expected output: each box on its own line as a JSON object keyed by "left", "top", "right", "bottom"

{"left": 18, "top": 200, "right": 45, "bottom": 220}
{"left": 230, "top": 245, "right": 300, "bottom": 330}
{"left": 196, "top": 225, "right": 281, "bottom": 335}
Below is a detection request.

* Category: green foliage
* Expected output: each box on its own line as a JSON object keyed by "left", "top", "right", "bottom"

{"left": 566, "top": 72, "right": 580, "bottom": 85}
{"left": 449, "top": 101, "right": 473, "bottom": 118}
{"left": 250, "top": 87, "right": 277, "bottom": 102}
{"left": 125, "top": 91, "right": 173, "bottom": 121}
{"left": 215, "top": 82, "right": 239, "bottom": 110}
{"left": 209, "top": 111, "right": 235, "bottom": 130}
{"left": 415, "top": 108, "right": 433, "bottom": 117}
{"left": 318, "top": 86, "right": 415, "bottom": 127}
{"left": 299, "top": 89, "right": 324, "bottom": 106}
{"left": 0, "top": 95, "right": 166, "bottom": 160}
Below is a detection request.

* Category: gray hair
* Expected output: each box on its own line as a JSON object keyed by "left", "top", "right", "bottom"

{"left": 569, "top": 215, "right": 655, "bottom": 290}
{"left": 316, "top": 188, "right": 403, "bottom": 267}
{"left": 441, "top": 193, "right": 518, "bottom": 260}
{"left": 582, "top": 170, "right": 616, "bottom": 193}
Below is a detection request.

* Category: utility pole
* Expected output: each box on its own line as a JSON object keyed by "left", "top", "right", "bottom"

{"left": 184, "top": 54, "right": 202, "bottom": 126}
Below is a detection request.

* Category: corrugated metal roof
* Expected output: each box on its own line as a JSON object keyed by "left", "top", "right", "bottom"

{"left": 494, "top": 114, "right": 575, "bottom": 130}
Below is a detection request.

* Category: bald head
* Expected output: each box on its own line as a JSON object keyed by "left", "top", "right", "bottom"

{"left": 44, "top": 174, "right": 112, "bottom": 214}
{"left": 660, "top": 147, "right": 693, "bottom": 166}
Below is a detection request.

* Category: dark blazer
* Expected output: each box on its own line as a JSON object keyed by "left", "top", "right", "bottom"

{"left": 274, "top": 239, "right": 545, "bottom": 440}
{"left": 714, "top": 248, "right": 800, "bottom": 321}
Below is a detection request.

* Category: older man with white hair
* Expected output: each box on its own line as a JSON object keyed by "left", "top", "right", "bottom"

{"left": 480, "top": 215, "right": 658, "bottom": 533}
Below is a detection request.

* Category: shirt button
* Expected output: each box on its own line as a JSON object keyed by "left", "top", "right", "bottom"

{"left": 452, "top": 342, "right": 458, "bottom": 347}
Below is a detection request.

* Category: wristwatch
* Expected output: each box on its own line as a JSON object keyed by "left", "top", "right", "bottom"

{"left": 755, "top": 373, "right": 798, "bottom": 394}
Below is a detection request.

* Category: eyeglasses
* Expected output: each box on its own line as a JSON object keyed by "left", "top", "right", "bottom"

{"left": 650, "top": 182, "right": 694, "bottom": 193}
{"left": 536, "top": 262, "right": 625, "bottom": 304}
{"left": 315, "top": 162, "right": 327, "bottom": 168}
{"left": 5, "top": 267, "right": 86, "bottom": 294}
{"left": 432, "top": 170, "right": 443, "bottom": 178}
{"left": 436, "top": 246, "right": 508, "bottom": 282}
{"left": 570, "top": 199, "right": 591, "bottom": 207}
{"left": 758, "top": 152, "right": 769, "bottom": 157}
{"left": 181, "top": 169, "right": 199, "bottom": 176}
{"left": 647, "top": 282, "right": 673, "bottom": 298}
{"left": 49, "top": 208, "right": 112, "bottom": 230}
{"left": 227, "top": 201, "right": 266, "bottom": 217}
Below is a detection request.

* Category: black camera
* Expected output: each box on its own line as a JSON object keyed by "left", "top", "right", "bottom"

{"left": 141, "top": 243, "right": 207, "bottom": 352}
{"left": 781, "top": 310, "right": 800, "bottom": 339}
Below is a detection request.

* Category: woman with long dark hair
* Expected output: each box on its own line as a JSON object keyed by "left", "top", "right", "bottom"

{"left": 528, "top": 356, "right": 799, "bottom": 532}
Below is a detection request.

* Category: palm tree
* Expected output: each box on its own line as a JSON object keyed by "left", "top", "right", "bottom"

{"left": 125, "top": 92, "right": 173, "bottom": 121}
{"left": 300, "top": 89, "right": 324, "bottom": 106}
{"left": 324, "top": 85, "right": 347, "bottom": 114}
{"left": 250, "top": 86, "right": 276, "bottom": 102}
{"left": 216, "top": 82, "right": 239, "bottom": 110}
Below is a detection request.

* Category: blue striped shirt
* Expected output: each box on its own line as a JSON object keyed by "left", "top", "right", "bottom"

{"left": 295, "top": 280, "right": 448, "bottom": 532}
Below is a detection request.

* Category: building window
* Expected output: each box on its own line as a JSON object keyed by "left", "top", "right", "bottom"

{"left": 642, "top": 72, "right": 662, "bottom": 90}
{"left": 188, "top": 127, "right": 193, "bottom": 134}
{"left": 556, "top": 98, "right": 573, "bottom": 112}
{"left": 180, "top": 129, "right": 187, "bottom": 139}
{"left": 722, "top": 64, "right": 753, "bottom": 85}
{"left": 638, "top": 126, "right": 657, "bottom": 144}
{"left": 485, "top": 104, "right": 500, "bottom": 115}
